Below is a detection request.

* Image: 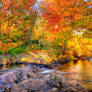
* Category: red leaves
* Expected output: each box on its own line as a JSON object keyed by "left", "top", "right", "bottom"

{"left": 42, "top": 12, "right": 61, "bottom": 26}
{"left": 42, "top": 0, "right": 88, "bottom": 31}
{"left": 2, "top": 0, "right": 36, "bottom": 13}
{"left": 29, "top": 0, "right": 36, "bottom": 6}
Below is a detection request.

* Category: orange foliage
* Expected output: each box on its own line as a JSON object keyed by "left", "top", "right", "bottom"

{"left": 0, "top": 0, "right": 36, "bottom": 53}
{"left": 41, "top": 0, "right": 91, "bottom": 31}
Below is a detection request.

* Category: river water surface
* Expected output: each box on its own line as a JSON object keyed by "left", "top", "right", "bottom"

{"left": 57, "top": 59, "right": 92, "bottom": 91}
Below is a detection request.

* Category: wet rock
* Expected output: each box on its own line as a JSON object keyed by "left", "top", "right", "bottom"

{"left": 0, "top": 66, "right": 87, "bottom": 92}
{"left": 11, "top": 79, "right": 46, "bottom": 92}
{"left": 11, "top": 71, "right": 87, "bottom": 92}
{"left": 11, "top": 74, "right": 61, "bottom": 92}
{"left": 26, "top": 63, "right": 52, "bottom": 69}
{"left": 0, "top": 67, "right": 43, "bottom": 92}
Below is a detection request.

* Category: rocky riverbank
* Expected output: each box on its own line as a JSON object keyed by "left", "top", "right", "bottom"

{"left": 0, "top": 52, "right": 52, "bottom": 66}
{"left": 0, "top": 64, "right": 87, "bottom": 92}
{"left": 0, "top": 52, "right": 90, "bottom": 92}
{"left": 0, "top": 52, "right": 70, "bottom": 70}
{"left": 0, "top": 52, "right": 91, "bottom": 67}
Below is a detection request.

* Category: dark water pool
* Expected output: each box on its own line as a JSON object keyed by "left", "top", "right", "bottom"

{"left": 57, "top": 59, "right": 92, "bottom": 91}
{"left": 0, "top": 64, "right": 25, "bottom": 72}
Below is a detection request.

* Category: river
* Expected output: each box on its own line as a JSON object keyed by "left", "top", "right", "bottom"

{"left": 0, "top": 59, "right": 92, "bottom": 91}
{"left": 57, "top": 59, "right": 92, "bottom": 91}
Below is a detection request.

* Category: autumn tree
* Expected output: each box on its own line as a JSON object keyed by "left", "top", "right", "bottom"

{"left": 41, "top": 0, "right": 92, "bottom": 56}
{"left": 41, "top": 0, "right": 91, "bottom": 29}
{"left": 0, "top": 0, "right": 37, "bottom": 53}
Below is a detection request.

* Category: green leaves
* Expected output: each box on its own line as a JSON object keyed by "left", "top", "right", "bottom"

{"left": 30, "top": 19, "right": 34, "bottom": 23}
{"left": 0, "top": 12, "right": 3, "bottom": 15}
{"left": 24, "top": 16, "right": 30, "bottom": 20}
{"left": 8, "top": 46, "right": 27, "bottom": 56}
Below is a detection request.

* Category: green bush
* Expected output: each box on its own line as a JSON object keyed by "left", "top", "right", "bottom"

{"left": 8, "top": 46, "right": 28, "bottom": 56}
{"left": 0, "top": 52, "right": 3, "bottom": 55}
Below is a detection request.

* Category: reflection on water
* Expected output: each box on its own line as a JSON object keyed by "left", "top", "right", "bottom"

{"left": 57, "top": 59, "right": 92, "bottom": 91}
{"left": 0, "top": 64, "right": 25, "bottom": 72}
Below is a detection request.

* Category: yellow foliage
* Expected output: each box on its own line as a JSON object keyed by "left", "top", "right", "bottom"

{"left": 0, "top": 21, "right": 18, "bottom": 34}
{"left": 1, "top": 21, "right": 8, "bottom": 32}
{"left": 68, "top": 36, "right": 92, "bottom": 57}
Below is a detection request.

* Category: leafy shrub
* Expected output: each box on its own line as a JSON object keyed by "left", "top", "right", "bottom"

{"left": 8, "top": 46, "right": 28, "bottom": 56}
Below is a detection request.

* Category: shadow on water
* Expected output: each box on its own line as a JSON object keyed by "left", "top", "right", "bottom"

{"left": 0, "top": 63, "right": 52, "bottom": 73}
{"left": 57, "top": 58, "right": 92, "bottom": 91}
{"left": 0, "top": 64, "right": 26, "bottom": 72}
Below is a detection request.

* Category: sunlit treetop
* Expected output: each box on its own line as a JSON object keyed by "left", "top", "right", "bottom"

{"left": 41, "top": 0, "right": 91, "bottom": 31}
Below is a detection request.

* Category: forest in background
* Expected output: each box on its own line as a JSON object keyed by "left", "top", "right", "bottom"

{"left": 0, "top": 0, "right": 92, "bottom": 60}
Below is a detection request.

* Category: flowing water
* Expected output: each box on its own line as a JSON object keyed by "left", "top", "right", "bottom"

{"left": 57, "top": 59, "right": 92, "bottom": 91}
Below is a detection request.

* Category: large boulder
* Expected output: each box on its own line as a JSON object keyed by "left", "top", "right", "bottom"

{"left": 0, "top": 66, "right": 87, "bottom": 92}
{"left": 0, "top": 52, "right": 52, "bottom": 65}
{"left": 20, "top": 52, "right": 52, "bottom": 64}
{"left": 0, "top": 67, "right": 42, "bottom": 92}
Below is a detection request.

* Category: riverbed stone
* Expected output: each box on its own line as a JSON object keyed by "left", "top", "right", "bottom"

{"left": 0, "top": 65, "right": 87, "bottom": 92}
{"left": 0, "top": 67, "right": 43, "bottom": 91}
